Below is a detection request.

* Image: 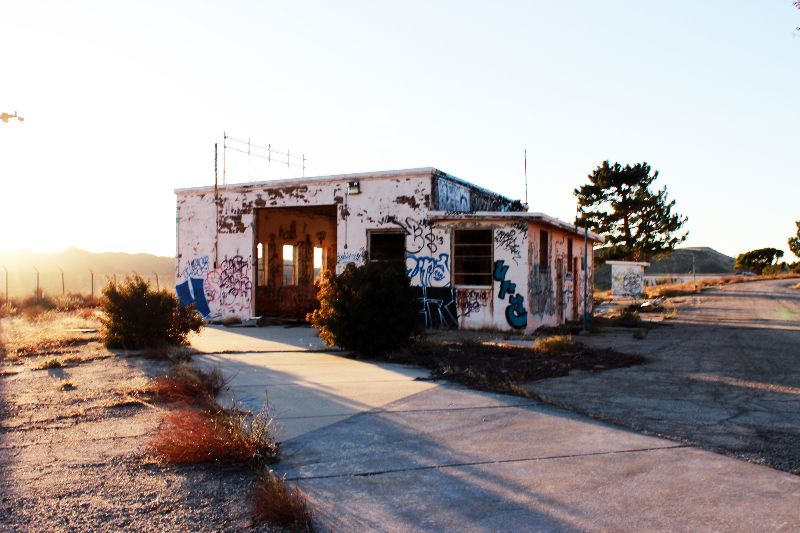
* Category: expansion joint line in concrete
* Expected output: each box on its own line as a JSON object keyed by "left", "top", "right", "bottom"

{"left": 276, "top": 402, "right": 541, "bottom": 421}
{"left": 285, "top": 444, "right": 692, "bottom": 482}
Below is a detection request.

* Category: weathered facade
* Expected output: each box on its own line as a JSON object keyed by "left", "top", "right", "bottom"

{"left": 175, "top": 167, "right": 602, "bottom": 334}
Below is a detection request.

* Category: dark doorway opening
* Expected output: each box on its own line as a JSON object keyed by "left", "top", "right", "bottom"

{"left": 254, "top": 205, "right": 337, "bottom": 320}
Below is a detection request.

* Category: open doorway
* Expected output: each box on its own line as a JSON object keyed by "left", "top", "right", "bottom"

{"left": 254, "top": 205, "right": 337, "bottom": 319}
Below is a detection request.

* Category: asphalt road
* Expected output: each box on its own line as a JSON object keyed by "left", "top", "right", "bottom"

{"left": 529, "top": 278, "right": 800, "bottom": 472}
{"left": 193, "top": 308, "right": 800, "bottom": 532}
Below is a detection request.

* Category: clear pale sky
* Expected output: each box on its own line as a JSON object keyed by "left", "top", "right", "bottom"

{"left": 2, "top": 1, "right": 799, "bottom": 259}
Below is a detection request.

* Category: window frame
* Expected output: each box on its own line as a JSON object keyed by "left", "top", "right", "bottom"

{"left": 539, "top": 230, "right": 550, "bottom": 272}
{"left": 452, "top": 228, "right": 494, "bottom": 288}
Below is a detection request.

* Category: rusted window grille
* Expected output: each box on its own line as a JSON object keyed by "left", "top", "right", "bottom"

{"left": 453, "top": 230, "right": 493, "bottom": 286}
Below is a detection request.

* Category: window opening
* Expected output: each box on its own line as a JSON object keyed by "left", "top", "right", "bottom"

{"left": 313, "top": 247, "right": 324, "bottom": 281}
{"left": 453, "top": 229, "right": 492, "bottom": 286}
{"left": 539, "top": 230, "right": 549, "bottom": 271}
{"left": 257, "top": 243, "right": 268, "bottom": 286}
{"left": 369, "top": 232, "right": 406, "bottom": 262}
{"left": 567, "top": 239, "right": 573, "bottom": 273}
{"left": 283, "top": 244, "right": 296, "bottom": 285}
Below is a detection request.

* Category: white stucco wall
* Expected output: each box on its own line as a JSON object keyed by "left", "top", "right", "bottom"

{"left": 175, "top": 169, "right": 597, "bottom": 331}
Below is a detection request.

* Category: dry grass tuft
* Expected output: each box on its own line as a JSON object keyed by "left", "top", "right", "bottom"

{"left": 151, "top": 363, "right": 226, "bottom": 408}
{"left": 532, "top": 335, "right": 574, "bottom": 354}
{"left": 56, "top": 380, "right": 77, "bottom": 391}
{"left": 792, "top": 282, "right": 800, "bottom": 290}
{"left": 33, "top": 357, "right": 64, "bottom": 370}
{"left": 0, "top": 310, "right": 99, "bottom": 359}
{"left": 251, "top": 470, "right": 314, "bottom": 530}
{"left": 149, "top": 407, "right": 278, "bottom": 466}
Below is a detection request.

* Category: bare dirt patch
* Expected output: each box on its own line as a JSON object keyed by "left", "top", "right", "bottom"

{"left": 382, "top": 336, "right": 644, "bottom": 396}
{"left": 0, "top": 313, "right": 289, "bottom": 531}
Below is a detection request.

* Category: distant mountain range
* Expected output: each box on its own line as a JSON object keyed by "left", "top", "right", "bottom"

{"left": 0, "top": 248, "right": 175, "bottom": 298}
{"left": 594, "top": 247, "right": 735, "bottom": 291}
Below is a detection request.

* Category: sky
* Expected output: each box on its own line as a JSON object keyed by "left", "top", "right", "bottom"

{"left": 1, "top": 0, "right": 799, "bottom": 260}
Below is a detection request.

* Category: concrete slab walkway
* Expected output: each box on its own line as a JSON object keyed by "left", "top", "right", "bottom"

{"left": 192, "top": 326, "right": 800, "bottom": 532}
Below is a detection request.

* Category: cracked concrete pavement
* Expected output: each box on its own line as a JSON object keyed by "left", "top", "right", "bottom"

{"left": 528, "top": 278, "right": 800, "bottom": 472}
{"left": 192, "top": 292, "right": 800, "bottom": 532}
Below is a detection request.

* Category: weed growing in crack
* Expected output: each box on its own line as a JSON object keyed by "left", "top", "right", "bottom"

{"left": 250, "top": 470, "right": 314, "bottom": 531}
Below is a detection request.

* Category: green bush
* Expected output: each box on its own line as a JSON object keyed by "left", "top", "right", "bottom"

{"left": 101, "top": 274, "right": 203, "bottom": 349}
{"left": 307, "top": 261, "right": 418, "bottom": 355}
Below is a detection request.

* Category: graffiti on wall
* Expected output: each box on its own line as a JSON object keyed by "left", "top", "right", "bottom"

{"left": 176, "top": 254, "right": 252, "bottom": 317}
{"left": 494, "top": 222, "right": 527, "bottom": 265}
{"left": 436, "top": 178, "right": 470, "bottom": 212}
{"left": 382, "top": 216, "right": 444, "bottom": 254}
{"left": 493, "top": 260, "right": 527, "bottom": 329}
{"left": 337, "top": 248, "right": 366, "bottom": 265}
{"left": 178, "top": 256, "right": 210, "bottom": 281}
{"left": 205, "top": 255, "right": 252, "bottom": 313}
{"left": 176, "top": 255, "right": 212, "bottom": 317}
{"left": 406, "top": 253, "right": 450, "bottom": 288}
{"left": 456, "top": 289, "right": 490, "bottom": 318}
{"left": 612, "top": 269, "right": 644, "bottom": 298}
{"left": 413, "top": 286, "right": 458, "bottom": 328}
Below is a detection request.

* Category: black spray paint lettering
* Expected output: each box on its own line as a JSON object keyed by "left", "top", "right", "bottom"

{"left": 493, "top": 260, "right": 527, "bottom": 329}
{"left": 385, "top": 216, "right": 444, "bottom": 254}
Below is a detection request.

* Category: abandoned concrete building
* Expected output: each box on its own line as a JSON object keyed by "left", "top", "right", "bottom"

{"left": 174, "top": 167, "right": 602, "bottom": 335}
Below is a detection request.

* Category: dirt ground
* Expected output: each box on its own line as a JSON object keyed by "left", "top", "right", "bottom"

{"left": 0, "top": 332, "right": 276, "bottom": 531}
{"left": 527, "top": 278, "right": 800, "bottom": 473}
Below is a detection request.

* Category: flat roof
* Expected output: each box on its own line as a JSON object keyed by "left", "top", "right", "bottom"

{"left": 174, "top": 167, "right": 515, "bottom": 204}
{"left": 175, "top": 167, "right": 437, "bottom": 194}
{"left": 427, "top": 211, "right": 605, "bottom": 242}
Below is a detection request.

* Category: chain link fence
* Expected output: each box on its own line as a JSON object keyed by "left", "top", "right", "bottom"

{"left": 1, "top": 269, "right": 175, "bottom": 302}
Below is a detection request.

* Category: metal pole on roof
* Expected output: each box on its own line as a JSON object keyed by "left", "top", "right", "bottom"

{"left": 582, "top": 224, "right": 589, "bottom": 332}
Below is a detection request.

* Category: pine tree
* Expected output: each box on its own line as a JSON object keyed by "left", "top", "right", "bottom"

{"left": 789, "top": 220, "right": 800, "bottom": 259}
{"left": 574, "top": 161, "right": 688, "bottom": 261}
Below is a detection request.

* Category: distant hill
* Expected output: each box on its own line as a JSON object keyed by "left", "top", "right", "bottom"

{"left": 0, "top": 248, "right": 175, "bottom": 298}
{"left": 594, "top": 247, "right": 735, "bottom": 291}
{"left": 644, "top": 247, "right": 735, "bottom": 275}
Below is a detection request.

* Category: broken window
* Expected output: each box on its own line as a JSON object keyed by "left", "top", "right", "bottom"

{"left": 453, "top": 229, "right": 492, "bottom": 286}
{"left": 313, "top": 247, "right": 324, "bottom": 281}
{"left": 369, "top": 231, "right": 406, "bottom": 262}
{"left": 567, "top": 239, "right": 573, "bottom": 273}
{"left": 283, "top": 244, "right": 296, "bottom": 285}
{"left": 539, "top": 230, "right": 549, "bottom": 271}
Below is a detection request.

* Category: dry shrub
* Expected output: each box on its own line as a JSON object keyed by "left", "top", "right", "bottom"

{"left": 251, "top": 470, "right": 313, "bottom": 530}
{"left": 151, "top": 363, "right": 225, "bottom": 408}
{"left": 149, "top": 407, "right": 278, "bottom": 466}
{"left": 532, "top": 335, "right": 574, "bottom": 354}
{"left": 101, "top": 274, "right": 203, "bottom": 350}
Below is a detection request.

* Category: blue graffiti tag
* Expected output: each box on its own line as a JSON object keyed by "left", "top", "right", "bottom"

{"left": 406, "top": 253, "right": 450, "bottom": 288}
{"left": 493, "top": 259, "right": 527, "bottom": 329}
{"left": 176, "top": 278, "right": 211, "bottom": 317}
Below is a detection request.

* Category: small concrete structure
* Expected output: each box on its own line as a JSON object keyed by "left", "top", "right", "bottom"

{"left": 607, "top": 260, "right": 650, "bottom": 299}
{"left": 175, "top": 167, "right": 603, "bottom": 332}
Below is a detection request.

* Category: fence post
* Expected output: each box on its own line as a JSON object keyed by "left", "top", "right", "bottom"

{"left": 33, "top": 267, "right": 40, "bottom": 301}
{"left": 153, "top": 272, "right": 159, "bottom": 291}
{"left": 59, "top": 267, "right": 65, "bottom": 295}
{"left": 89, "top": 269, "right": 94, "bottom": 298}
{"left": 3, "top": 266, "right": 7, "bottom": 306}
